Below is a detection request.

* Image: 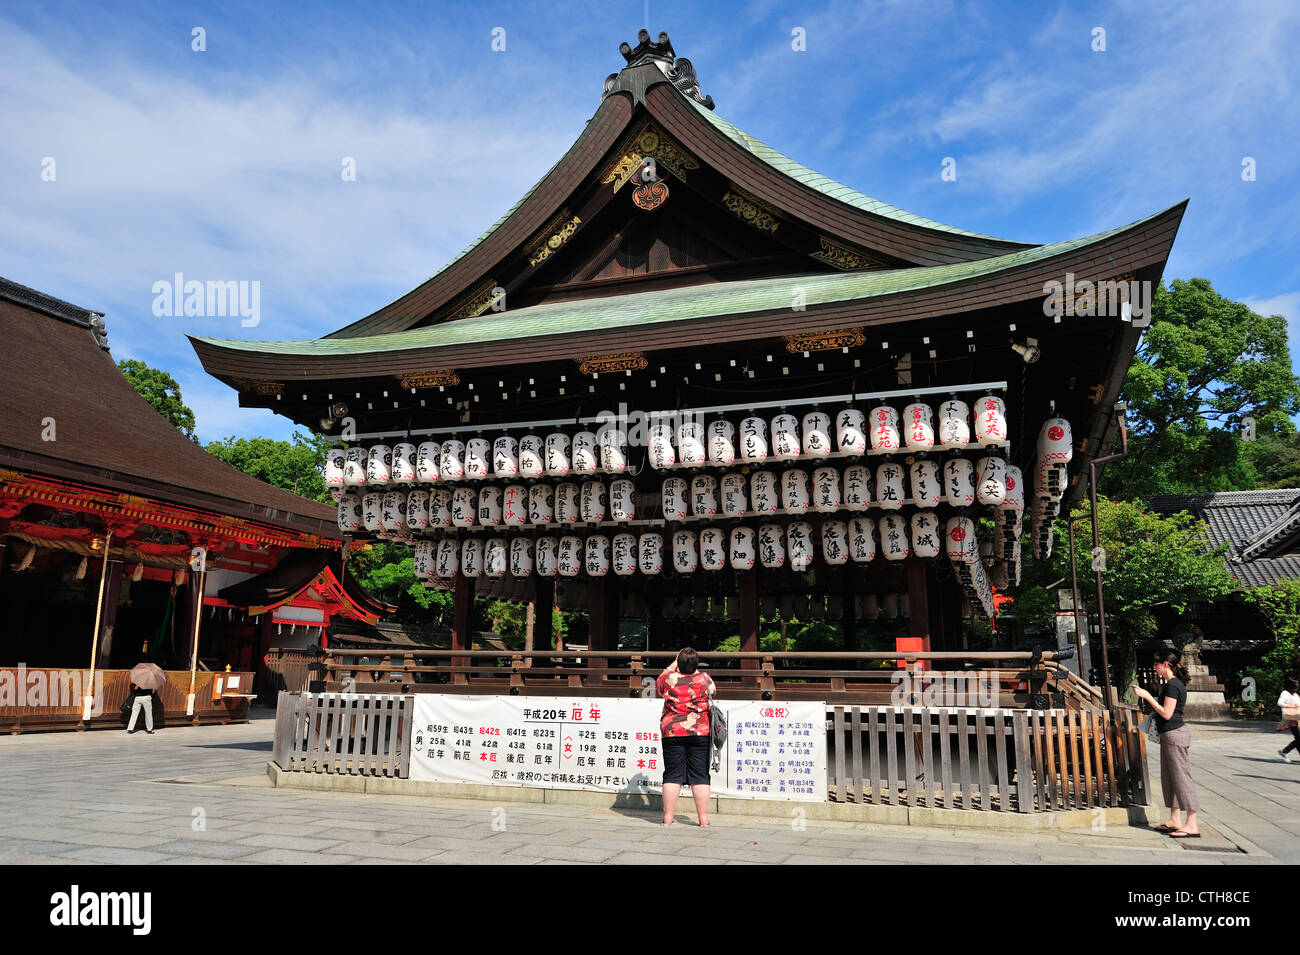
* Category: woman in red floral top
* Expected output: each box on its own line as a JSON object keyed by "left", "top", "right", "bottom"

{"left": 656, "top": 647, "right": 716, "bottom": 827}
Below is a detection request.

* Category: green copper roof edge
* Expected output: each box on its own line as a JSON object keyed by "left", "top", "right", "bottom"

{"left": 682, "top": 96, "right": 1022, "bottom": 244}
{"left": 195, "top": 203, "right": 1180, "bottom": 360}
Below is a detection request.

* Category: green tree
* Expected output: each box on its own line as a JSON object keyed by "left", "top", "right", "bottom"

{"left": 1101, "top": 278, "right": 1300, "bottom": 498}
{"left": 1006, "top": 497, "right": 1236, "bottom": 696}
{"left": 346, "top": 541, "right": 451, "bottom": 624}
{"left": 1241, "top": 580, "right": 1300, "bottom": 713}
{"left": 118, "top": 358, "right": 197, "bottom": 437}
{"left": 204, "top": 432, "right": 333, "bottom": 503}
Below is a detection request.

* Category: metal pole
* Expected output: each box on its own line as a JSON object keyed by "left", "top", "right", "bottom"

{"left": 1087, "top": 407, "right": 1128, "bottom": 718}
{"left": 1067, "top": 516, "right": 1091, "bottom": 678}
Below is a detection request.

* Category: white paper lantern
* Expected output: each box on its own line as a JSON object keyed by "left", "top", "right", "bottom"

{"left": 729, "top": 526, "right": 756, "bottom": 570}
{"left": 661, "top": 477, "right": 689, "bottom": 520}
{"left": 451, "top": 487, "right": 477, "bottom": 527}
{"left": 869, "top": 406, "right": 900, "bottom": 452}
{"left": 738, "top": 416, "right": 769, "bottom": 461}
{"left": 849, "top": 516, "right": 876, "bottom": 563}
{"left": 545, "top": 432, "right": 572, "bottom": 477}
{"left": 435, "top": 539, "right": 459, "bottom": 578}
{"left": 771, "top": 413, "right": 801, "bottom": 460}
{"left": 362, "top": 492, "right": 383, "bottom": 532}
{"left": 707, "top": 419, "right": 736, "bottom": 465}
{"left": 485, "top": 538, "right": 507, "bottom": 577}
{"left": 392, "top": 442, "right": 417, "bottom": 484}
{"left": 672, "top": 530, "right": 698, "bottom": 573}
{"left": 558, "top": 535, "right": 583, "bottom": 577}
{"left": 367, "top": 445, "right": 392, "bottom": 485}
{"left": 1036, "top": 416, "right": 1074, "bottom": 499}
{"left": 938, "top": 399, "right": 970, "bottom": 448}
{"left": 572, "top": 431, "right": 599, "bottom": 474}
{"left": 879, "top": 514, "right": 910, "bottom": 561}
{"left": 502, "top": 485, "right": 527, "bottom": 526}
{"left": 460, "top": 538, "right": 483, "bottom": 577}
{"left": 903, "top": 403, "right": 935, "bottom": 451}
{"left": 910, "top": 511, "right": 941, "bottom": 558}
{"left": 758, "top": 524, "right": 786, "bottom": 568}
{"left": 405, "top": 489, "right": 430, "bottom": 529}
{"left": 699, "top": 526, "right": 726, "bottom": 571}
{"left": 610, "top": 479, "right": 636, "bottom": 521}
{"left": 343, "top": 447, "right": 368, "bottom": 487}
{"left": 976, "top": 456, "right": 1008, "bottom": 505}
{"left": 440, "top": 440, "right": 466, "bottom": 481}
{"left": 580, "top": 481, "right": 607, "bottom": 523}
{"left": 464, "top": 438, "right": 491, "bottom": 480}
{"left": 585, "top": 535, "right": 610, "bottom": 576}
{"left": 492, "top": 436, "right": 519, "bottom": 478}
{"left": 786, "top": 521, "right": 814, "bottom": 570}
{"left": 836, "top": 408, "right": 866, "bottom": 453}
{"left": 638, "top": 533, "right": 664, "bottom": 575}
{"left": 648, "top": 423, "right": 676, "bottom": 470}
{"left": 944, "top": 457, "right": 976, "bottom": 507}
{"left": 518, "top": 435, "right": 545, "bottom": 478}
{"left": 528, "top": 484, "right": 554, "bottom": 524}
{"left": 555, "top": 482, "right": 579, "bottom": 524}
{"left": 690, "top": 474, "right": 718, "bottom": 517}
{"left": 1003, "top": 465, "right": 1026, "bottom": 511}
{"left": 875, "top": 463, "right": 906, "bottom": 510}
{"left": 750, "top": 471, "right": 779, "bottom": 513}
{"left": 612, "top": 533, "right": 637, "bottom": 576}
{"left": 802, "top": 411, "right": 832, "bottom": 458}
{"left": 974, "top": 395, "right": 1008, "bottom": 446}
{"left": 536, "top": 537, "right": 559, "bottom": 577}
{"left": 413, "top": 540, "right": 435, "bottom": 580}
{"left": 337, "top": 491, "right": 362, "bottom": 532}
{"left": 477, "top": 486, "right": 502, "bottom": 526}
{"left": 812, "top": 466, "right": 841, "bottom": 513}
{"left": 677, "top": 420, "right": 706, "bottom": 465}
{"left": 781, "top": 469, "right": 811, "bottom": 512}
{"left": 821, "top": 520, "right": 849, "bottom": 565}
{"left": 429, "top": 487, "right": 452, "bottom": 528}
{"left": 721, "top": 473, "right": 748, "bottom": 516}
{"left": 945, "top": 517, "right": 979, "bottom": 563}
{"left": 383, "top": 490, "right": 407, "bottom": 530}
{"left": 416, "top": 441, "right": 441, "bottom": 483}
{"left": 842, "top": 465, "right": 873, "bottom": 510}
{"left": 597, "top": 425, "right": 628, "bottom": 473}
{"left": 901, "top": 460, "right": 937, "bottom": 509}
{"left": 509, "top": 537, "right": 533, "bottom": 577}
{"left": 325, "top": 447, "right": 346, "bottom": 489}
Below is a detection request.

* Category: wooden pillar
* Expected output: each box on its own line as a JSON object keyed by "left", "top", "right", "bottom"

{"left": 175, "top": 573, "right": 203, "bottom": 666}
{"left": 97, "top": 559, "right": 124, "bottom": 666}
{"left": 587, "top": 576, "right": 614, "bottom": 681}
{"left": 533, "top": 578, "right": 555, "bottom": 652}
{"left": 739, "top": 569, "right": 759, "bottom": 672}
{"left": 841, "top": 564, "right": 857, "bottom": 653}
{"left": 451, "top": 572, "right": 474, "bottom": 678}
{"left": 254, "top": 612, "right": 275, "bottom": 697}
{"left": 899, "top": 557, "right": 931, "bottom": 669}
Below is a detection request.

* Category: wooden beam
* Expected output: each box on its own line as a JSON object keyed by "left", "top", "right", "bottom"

{"left": 899, "top": 557, "right": 931, "bottom": 669}
{"left": 97, "top": 560, "right": 124, "bottom": 666}
{"left": 739, "top": 569, "right": 759, "bottom": 671}
{"left": 451, "top": 572, "right": 474, "bottom": 679}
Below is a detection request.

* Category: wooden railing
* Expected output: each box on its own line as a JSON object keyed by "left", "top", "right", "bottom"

{"left": 826, "top": 704, "right": 1148, "bottom": 811}
{"left": 272, "top": 691, "right": 412, "bottom": 777}
{"left": 261, "top": 648, "right": 315, "bottom": 704}
{"left": 319, "top": 648, "right": 1098, "bottom": 709}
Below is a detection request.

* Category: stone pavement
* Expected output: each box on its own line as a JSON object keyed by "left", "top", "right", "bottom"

{"left": 0, "top": 710, "right": 1293, "bottom": 864}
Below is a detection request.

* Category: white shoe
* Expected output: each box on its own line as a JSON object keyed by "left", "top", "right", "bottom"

{"left": 1279, "top": 749, "right": 1294, "bottom": 762}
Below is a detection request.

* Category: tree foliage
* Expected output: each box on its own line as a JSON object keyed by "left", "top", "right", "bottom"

{"left": 1101, "top": 278, "right": 1300, "bottom": 497}
{"left": 204, "top": 432, "right": 334, "bottom": 503}
{"left": 1241, "top": 580, "right": 1300, "bottom": 713}
{"left": 118, "top": 358, "right": 197, "bottom": 437}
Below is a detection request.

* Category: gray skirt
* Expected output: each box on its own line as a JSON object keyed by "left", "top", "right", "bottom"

{"left": 1158, "top": 725, "right": 1199, "bottom": 813}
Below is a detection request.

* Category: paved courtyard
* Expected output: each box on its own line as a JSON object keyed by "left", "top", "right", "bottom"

{"left": 0, "top": 710, "right": 1295, "bottom": 864}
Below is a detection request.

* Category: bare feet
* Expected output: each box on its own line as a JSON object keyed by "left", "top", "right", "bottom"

{"left": 662, "top": 818, "right": 676, "bottom": 826}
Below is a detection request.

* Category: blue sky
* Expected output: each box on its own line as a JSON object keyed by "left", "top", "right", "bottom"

{"left": 3, "top": 0, "right": 1298, "bottom": 443}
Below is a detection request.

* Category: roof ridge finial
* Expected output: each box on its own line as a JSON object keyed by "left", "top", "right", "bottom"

{"left": 603, "top": 29, "right": 714, "bottom": 110}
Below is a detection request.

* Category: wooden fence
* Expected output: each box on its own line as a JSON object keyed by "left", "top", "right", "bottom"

{"left": 272, "top": 691, "right": 412, "bottom": 777}
{"left": 827, "top": 705, "right": 1148, "bottom": 811}
{"left": 260, "top": 648, "right": 316, "bottom": 704}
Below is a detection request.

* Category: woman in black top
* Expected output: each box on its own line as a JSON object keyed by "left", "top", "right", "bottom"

{"left": 1133, "top": 650, "right": 1199, "bottom": 838}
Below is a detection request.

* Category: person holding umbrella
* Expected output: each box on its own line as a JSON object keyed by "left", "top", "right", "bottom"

{"left": 126, "top": 662, "right": 164, "bottom": 734}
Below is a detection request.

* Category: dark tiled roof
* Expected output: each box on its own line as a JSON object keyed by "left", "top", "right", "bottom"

{"left": 1148, "top": 489, "right": 1300, "bottom": 587}
{"left": 0, "top": 276, "right": 102, "bottom": 327}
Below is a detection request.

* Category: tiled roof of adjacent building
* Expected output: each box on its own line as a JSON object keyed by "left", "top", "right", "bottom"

{"left": 1148, "top": 489, "right": 1300, "bottom": 588}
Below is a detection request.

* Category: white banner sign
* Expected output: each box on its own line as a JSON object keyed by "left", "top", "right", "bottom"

{"left": 408, "top": 695, "right": 826, "bottom": 802}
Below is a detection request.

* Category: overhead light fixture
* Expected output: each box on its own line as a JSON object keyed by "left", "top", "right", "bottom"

{"left": 1011, "top": 338, "right": 1041, "bottom": 364}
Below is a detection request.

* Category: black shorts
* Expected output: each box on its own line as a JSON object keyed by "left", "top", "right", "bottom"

{"left": 662, "top": 734, "right": 711, "bottom": 785}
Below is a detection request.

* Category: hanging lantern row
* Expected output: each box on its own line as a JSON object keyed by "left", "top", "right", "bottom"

{"left": 1028, "top": 416, "right": 1074, "bottom": 560}
{"left": 336, "top": 458, "right": 1024, "bottom": 535}
{"left": 322, "top": 397, "right": 1011, "bottom": 492}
